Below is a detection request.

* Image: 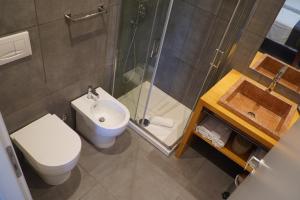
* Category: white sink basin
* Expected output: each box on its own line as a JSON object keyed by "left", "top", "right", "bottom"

{"left": 91, "top": 99, "right": 128, "bottom": 131}
{"left": 71, "top": 87, "right": 130, "bottom": 148}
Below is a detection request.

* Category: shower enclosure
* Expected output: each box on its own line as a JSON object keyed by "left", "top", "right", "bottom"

{"left": 113, "top": 0, "right": 257, "bottom": 155}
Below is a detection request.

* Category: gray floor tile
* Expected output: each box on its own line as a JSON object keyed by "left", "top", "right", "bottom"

{"left": 23, "top": 162, "right": 97, "bottom": 200}
{"left": 190, "top": 160, "right": 233, "bottom": 199}
{"left": 80, "top": 184, "right": 117, "bottom": 200}
{"left": 93, "top": 151, "right": 180, "bottom": 200}
{"left": 25, "top": 128, "right": 233, "bottom": 200}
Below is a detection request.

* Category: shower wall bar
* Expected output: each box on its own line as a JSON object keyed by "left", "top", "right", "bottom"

{"left": 64, "top": 5, "right": 107, "bottom": 23}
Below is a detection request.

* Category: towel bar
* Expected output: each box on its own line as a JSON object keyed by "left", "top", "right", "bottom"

{"left": 64, "top": 5, "right": 107, "bottom": 23}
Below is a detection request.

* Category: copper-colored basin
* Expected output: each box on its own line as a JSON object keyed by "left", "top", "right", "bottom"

{"left": 219, "top": 78, "right": 297, "bottom": 140}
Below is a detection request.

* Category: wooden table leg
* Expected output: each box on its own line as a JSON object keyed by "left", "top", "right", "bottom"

{"left": 175, "top": 101, "right": 204, "bottom": 158}
{"left": 175, "top": 127, "right": 194, "bottom": 158}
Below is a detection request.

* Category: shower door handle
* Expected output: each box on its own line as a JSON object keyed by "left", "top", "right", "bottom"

{"left": 150, "top": 39, "right": 160, "bottom": 58}
{"left": 210, "top": 48, "right": 224, "bottom": 69}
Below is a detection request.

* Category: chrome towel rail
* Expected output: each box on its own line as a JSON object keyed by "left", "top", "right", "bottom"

{"left": 64, "top": 5, "right": 107, "bottom": 23}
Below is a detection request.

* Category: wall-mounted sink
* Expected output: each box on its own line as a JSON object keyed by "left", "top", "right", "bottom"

{"left": 219, "top": 78, "right": 297, "bottom": 140}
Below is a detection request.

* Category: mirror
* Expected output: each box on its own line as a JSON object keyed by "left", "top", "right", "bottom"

{"left": 250, "top": 0, "right": 300, "bottom": 94}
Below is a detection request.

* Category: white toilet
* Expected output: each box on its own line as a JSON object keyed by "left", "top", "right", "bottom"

{"left": 10, "top": 114, "right": 81, "bottom": 185}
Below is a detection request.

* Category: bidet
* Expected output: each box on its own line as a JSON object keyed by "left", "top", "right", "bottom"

{"left": 71, "top": 87, "right": 130, "bottom": 148}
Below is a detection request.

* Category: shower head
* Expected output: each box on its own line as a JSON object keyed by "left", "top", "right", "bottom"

{"left": 137, "top": 1, "right": 147, "bottom": 20}
{"left": 131, "top": 1, "right": 147, "bottom": 27}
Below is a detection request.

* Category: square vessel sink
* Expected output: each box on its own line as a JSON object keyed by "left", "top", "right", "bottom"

{"left": 219, "top": 78, "right": 297, "bottom": 140}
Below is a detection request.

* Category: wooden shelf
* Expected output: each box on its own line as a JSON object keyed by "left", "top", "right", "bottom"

{"left": 176, "top": 70, "right": 299, "bottom": 172}
{"left": 193, "top": 130, "right": 253, "bottom": 172}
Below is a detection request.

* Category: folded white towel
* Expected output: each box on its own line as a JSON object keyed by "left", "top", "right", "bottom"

{"left": 150, "top": 116, "right": 174, "bottom": 128}
{"left": 196, "top": 116, "right": 232, "bottom": 148}
{"left": 196, "top": 126, "right": 210, "bottom": 139}
{"left": 211, "top": 122, "right": 232, "bottom": 148}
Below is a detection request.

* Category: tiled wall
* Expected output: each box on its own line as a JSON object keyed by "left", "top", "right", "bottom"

{"left": 0, "top": 0, "right": 120, "bottom": 132}
{"left": 227, "top": 0, "right": 300, "bottom": 103}
{"left": 154, "top": 0, "right": 240, "bottom": 108}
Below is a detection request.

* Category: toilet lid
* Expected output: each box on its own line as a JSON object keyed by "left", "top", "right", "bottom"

{"left": 11, "top": 114, "right": 81, "bottom": 167}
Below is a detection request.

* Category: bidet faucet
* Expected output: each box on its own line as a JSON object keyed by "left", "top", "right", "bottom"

{"left": 267, "top": 66, "right": 288, "bottom": 92}
{"left": 87, "top": 85, "right": 99, "bottom": 100}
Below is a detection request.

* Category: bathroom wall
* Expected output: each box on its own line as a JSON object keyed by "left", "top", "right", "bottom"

{"left": 0, "top": 0, "right": 120, "bottom": 132}
{"left": 153, "top": 0, "right": 242, "bottom": 108}
{"left": 226, "top": 0, "right": 300, "bottom": 103}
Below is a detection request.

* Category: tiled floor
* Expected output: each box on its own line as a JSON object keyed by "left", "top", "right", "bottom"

{"left": 22, "top": 128, "right": 234, "bottom": 200}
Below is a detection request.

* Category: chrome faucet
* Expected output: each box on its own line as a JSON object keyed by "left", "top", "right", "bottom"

{"left": 267, "top": 66, "right": 288, "bottom": 92}
{"left": 87, "top": 85, "right": 99, "bottom": 100}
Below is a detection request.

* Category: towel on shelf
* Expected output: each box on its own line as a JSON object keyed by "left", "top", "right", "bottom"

{"left": 196, "top": 116, "right": 232, "bottom": 148}
{"left": 211, "top": 122, "right": 232, "bottom": 148}
{"left": 196, "top": 126, "right": 209, "bottom": 138}
{"left": 196, "top": 117, "right": 216, "bottom": 139}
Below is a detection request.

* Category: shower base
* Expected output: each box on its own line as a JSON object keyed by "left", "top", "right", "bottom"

{"left": 118, "top": 81, "right": 191, "bottom": 155}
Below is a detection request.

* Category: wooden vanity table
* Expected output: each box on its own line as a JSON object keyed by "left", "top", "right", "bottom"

{"left": 175, "top": 69, "right": 300, "bottom": 172}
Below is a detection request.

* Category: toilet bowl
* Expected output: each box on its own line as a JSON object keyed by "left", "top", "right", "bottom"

{"left": 72, "top": 87, "right": 130, "bottom": 148}
{"left": 10, "top": 114, "right": 81, "bottom": 185}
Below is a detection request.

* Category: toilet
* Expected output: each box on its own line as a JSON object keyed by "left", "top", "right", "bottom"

{"left": 10, "top": 114, "right": 81, "bottom": 185}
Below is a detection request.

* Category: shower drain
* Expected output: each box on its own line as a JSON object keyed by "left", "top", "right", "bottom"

{"left": 99, "top": 117, "right": 105, "bottom": 122}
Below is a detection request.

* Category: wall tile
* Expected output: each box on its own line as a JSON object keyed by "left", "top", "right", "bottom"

{"left": 104, "top": 4, "right": 121, "bottom": 66}
{"left": 39, "top": 18, "right": 107, "bottom": 91}
{"left": 3, "top": 96, "right": 51, "bottom": 133}
{"left": 228, "top": 30, "right": 264, "bottom": 73}
{"left": 245, "top": 0, "right": 285, "bottom": 37}
{"left": 178, "top": 8, "right": 215, "bottom": 67}
{"left": 197, "top": 17, "right": 228, "bottom": 69}
{"left": 183, "top": 0, "right": 222, "bottom": 15}
{"left": 169, "top": 60, "right": 195, "bottom": 105}
{"left": 217, "top": 0, "right": 239, "bottom": 21}
{"left": 0, "top": 0, "right": 37, "bottom": 35}
{"left": 163, "top": 0, "right": 194, "bottom": 56}
{"left": 0, "top": 27, "right": 48, "bottom": 116}
{"left": 154, "top": 49, "right": 178, "bottom": 94}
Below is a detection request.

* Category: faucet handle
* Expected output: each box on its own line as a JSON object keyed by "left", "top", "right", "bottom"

{"left": 88, "top": 85, "right": 93, "bottom": 90}
{"left": 87, "top": 85, "right": 93, "bottom": 99}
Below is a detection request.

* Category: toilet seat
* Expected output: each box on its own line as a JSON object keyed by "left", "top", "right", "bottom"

{"left": 11, "top": 114, "right": 81, "bottom": 176}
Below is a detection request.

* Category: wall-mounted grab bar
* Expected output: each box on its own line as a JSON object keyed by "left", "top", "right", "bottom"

{"left": 64, "top": 5, "right": 107, "bottom": 23}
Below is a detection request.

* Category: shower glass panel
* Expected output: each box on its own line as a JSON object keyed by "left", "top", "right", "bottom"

{"left": 114, "top": 0, "right": 257, "bottom": 153}
{"left": 114, "top": 0, "right": 169, "bottom": 122}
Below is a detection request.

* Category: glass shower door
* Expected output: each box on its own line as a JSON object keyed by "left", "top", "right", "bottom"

{"left": 138, "top": 0, "right": 258, "bottom": 150}
{"left": 114, "top": 0, "right": 172, "bottom": 123}
{"left": 114, "top": 0, "right": 258, "bottom": 154}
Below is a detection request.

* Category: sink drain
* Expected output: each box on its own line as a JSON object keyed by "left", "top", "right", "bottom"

{"left": 247, "top": 111, "right": 256, "bottom": 118}
{"left": 99, "top": 117, "right": 105, "bottom": 122}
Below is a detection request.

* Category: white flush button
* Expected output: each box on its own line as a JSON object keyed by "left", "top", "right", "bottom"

{"left": 0, "top": 42, "right": 15, "bottom": 58}
{"left": 0, "top": 31, "right": 32, "bottom": 66}
{"left": 14, "top": 39, "right": 26, "bottom": 52}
